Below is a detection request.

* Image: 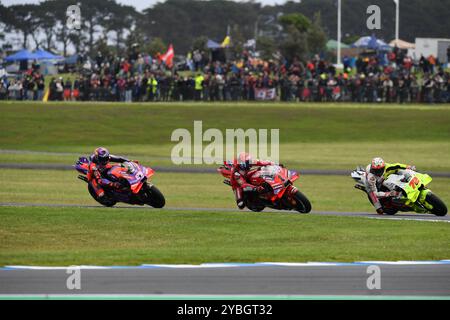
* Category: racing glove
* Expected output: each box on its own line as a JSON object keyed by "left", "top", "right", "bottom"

{"left": 407, "top": 165, "right": 416, "bottom": 171}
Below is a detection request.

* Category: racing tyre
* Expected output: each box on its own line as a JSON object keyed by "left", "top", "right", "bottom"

{"left": 426, "top": 193, "right": 448, "bottom": 217}
{"left": 383, "top": 208, "right": 398, "bottom": 216}
{"left": 248, "top": 206, "right": 265, "bottom": 212}
{"left": 88, "top": 184, "right": 116, "bottom": 207}
{"left": 293, "top": 191, "right": 312, "bottom": 214}
{"left": 146, "top": 184, "right": 166, "bottom": 209}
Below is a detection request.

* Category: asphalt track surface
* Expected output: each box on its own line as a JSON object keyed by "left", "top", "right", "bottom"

{"left": 0, "top": 265, "right": 449, "bottom": 297}
{"left": 1, "top": 158, "right": 449, "bottom": 298}
{"left": 1, "top": 204, "right": 448, "bottom": 297}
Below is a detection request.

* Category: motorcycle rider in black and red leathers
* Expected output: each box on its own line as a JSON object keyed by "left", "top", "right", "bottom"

{"left": 231, "top": 152, "right": 277, "bottom": 210}
{"left": 87, "top": 147, "right": 130, "bottom": 199}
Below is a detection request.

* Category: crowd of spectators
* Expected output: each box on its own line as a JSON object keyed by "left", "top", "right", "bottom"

{"left": 1, "top": 47, "right": 449, "bottom": 104}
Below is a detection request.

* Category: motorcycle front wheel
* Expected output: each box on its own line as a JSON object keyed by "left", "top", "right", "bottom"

{"left": 145, "top": 184, "right": 166, "bottom": 209}
{"left": 293, "top": 191, "right": 312, "bottom": 214}
{"left": 426, "top": 193, "right": 448, "bottom": 216}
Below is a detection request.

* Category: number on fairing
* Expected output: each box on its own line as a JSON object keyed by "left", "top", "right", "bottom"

{"left": 136, "top": 172, "right": 144, "bottom": 180}
{"left": 409, "top": 177, "right": 420, "bottom": 189}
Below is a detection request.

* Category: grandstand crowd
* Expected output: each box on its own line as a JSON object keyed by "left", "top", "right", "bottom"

{"left": 1, "top": 47, "right": 449, "bottom": 104}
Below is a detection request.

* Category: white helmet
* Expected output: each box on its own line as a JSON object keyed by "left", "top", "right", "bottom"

{"left": 370, "top": 157, "right": 386, "bottom": 177}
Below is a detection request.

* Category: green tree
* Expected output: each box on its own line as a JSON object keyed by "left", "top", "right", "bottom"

{"left": 306, "top": 12, "right": 327, "bottom": 55}
{"left": 146, "top": 38, "right": 167, "bottom": 57}
{"left": 229, "top": 24, "right": 246, "bottom": 59}
{"left": 104, "top": 3, "right": 138, "bottom": 53}
{"left": 192, "top": 36, "right": 208, "bottom": 51}
{"left": 93, "top": 36, "right": 115, "bottom": 57}
{"left": 280, "top": 26, "right": 309, "bottom": 61}
{"left": 256, "top": 36, "right": 276, "bottom": 60}
{"left": 78, "top": 0, "right": 108, "bottom": 53}
{"left": 5, "top": 4, "right": 40, "bottom": 49}
{"left": 279, "top": 13, "right": 311, "bottom": 33}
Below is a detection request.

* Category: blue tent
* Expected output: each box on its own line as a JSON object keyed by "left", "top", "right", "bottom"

{"left": 33, "top": 49, "right": 63, "bottom": 60}
{"left": 64, "top": 54, "right": 79, "bottom": 65}
{"left": 352, "top": 36, "right": 390, "bottom": 50}
{"left": 4, "top": 49, "right": 38, "bottom": 62}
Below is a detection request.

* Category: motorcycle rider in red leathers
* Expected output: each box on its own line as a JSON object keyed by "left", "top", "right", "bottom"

{"left": 87, "top": 147, "right": 130, "bottom": 199}
{"left": 231, "top": 152, "right": 277, "bottom": 210}
{"left": 366, "top": 157, "right": 416, "bottom": 215}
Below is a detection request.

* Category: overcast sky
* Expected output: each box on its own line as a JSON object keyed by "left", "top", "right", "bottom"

{"left": 2, "top": 0, "right": 292, "bottom": 11}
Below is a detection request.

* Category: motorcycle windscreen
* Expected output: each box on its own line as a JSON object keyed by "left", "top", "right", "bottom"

{"left": 288, "top": 170, "right": 299, "bottom": 181}
{"left": 259, "top": 166, "right": 282, "bottom": 179}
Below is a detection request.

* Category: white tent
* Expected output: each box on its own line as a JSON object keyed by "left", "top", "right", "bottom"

{"left": 389, "top": 39, "right": 415, "bottom": 49}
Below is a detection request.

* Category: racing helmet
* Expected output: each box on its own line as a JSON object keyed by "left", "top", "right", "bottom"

{"left": 94, "top": 147, "right": 110, "bottom": 165}
{"left": 238, "top": 152, "right": 252, "bottom": 171}
{"left": 370, "top": 157, "right": 386, "bottom": 177}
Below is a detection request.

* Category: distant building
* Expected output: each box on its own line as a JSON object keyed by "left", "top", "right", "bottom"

{"left": 414, "top": 38, "right": 450, "bottom": 63}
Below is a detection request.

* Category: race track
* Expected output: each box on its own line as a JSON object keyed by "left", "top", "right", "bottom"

{"left": 1, "top": 264, "right": 449, "bottom": 297}
{"left": 1, "top": 202, "right": 449, "bottom": 222}
{"left": 1, "top": 162, "right": 450, "bottom": 178}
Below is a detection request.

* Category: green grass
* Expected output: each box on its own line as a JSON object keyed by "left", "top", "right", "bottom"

{"left": 1, "top": 101, "right": 449, "bottom": 266}
{"left": 0, "top": 206, "right": 449, "bottom": 266}
{"left": 1, "top": 102, "right": 449, "bottom": 148}
{"left": 1, "top": 101, "right": 449, "bottom": 172}
{"left": 1, "top": 169, "right": 449, "bottom": 213}
{"left": 1, "top": 141, "right": 449, "bottom": 172}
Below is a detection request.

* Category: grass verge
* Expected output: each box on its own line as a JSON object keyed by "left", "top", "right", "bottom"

{"left": 0, "top": 206, "right": 449, "bottom": 266}
{"left": 1, "top": 169, "right": 449, "bottom": 212}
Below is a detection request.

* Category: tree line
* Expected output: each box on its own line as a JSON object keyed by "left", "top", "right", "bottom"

{"left": 0, "top": 0, "right": 448, "bottom": 58}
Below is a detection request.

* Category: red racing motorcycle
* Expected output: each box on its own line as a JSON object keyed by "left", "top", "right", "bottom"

{"left": 218, "top": 163, "right": 312, "bottom": 213}
{"left": 75, "top": 157, "right": 166, "bottom": 208}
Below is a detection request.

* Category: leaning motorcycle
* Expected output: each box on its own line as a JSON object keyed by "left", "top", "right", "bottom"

{"left": 218, "top": 162, "right": 312, "bottom": 213}
{"left": 75, "top": 157, "right": 166, "bottom": 208}
{"left": 351, "top": 167, "right": 447, "bottom": 216}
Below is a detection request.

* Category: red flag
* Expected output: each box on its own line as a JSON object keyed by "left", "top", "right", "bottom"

{"left": 161, "top": 44, "right": 174, "bottom": 68}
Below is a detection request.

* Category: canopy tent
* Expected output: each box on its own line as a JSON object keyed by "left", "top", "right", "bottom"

{"left": 64, "top": 54, "right": 79, "bottom": 65}
{"left": 352, "top": 36, "right": 391, "bottom": 50}
{"left": 4, "top": 49, "right": 38, "bottom": 62}
{"left": 33, "top": 49, "right": 63, "bottom": 60}
{"left": 326, "top": 39, "right": 350, "bottom": 50}
{"left": 389, "top": 39, "right": 415, "bottom": 49}
{"left": 206, "top": 40, "right": 223, "bottom": 49}
{"left": 5, "top": 49, "right": 63, "bottom": 62}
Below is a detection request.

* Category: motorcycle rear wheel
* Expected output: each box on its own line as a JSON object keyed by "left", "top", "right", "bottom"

{"left": 426, "top": 193, "right": 448, "bottom": 216}
{"left": 293, "top": 191, "right": 312, "bottom": 214}
{"left": 88, "top": 184, "right": 116, "bottom": 207}
{"left": 145, "top": 184, "right": 166, "bottom": 209}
